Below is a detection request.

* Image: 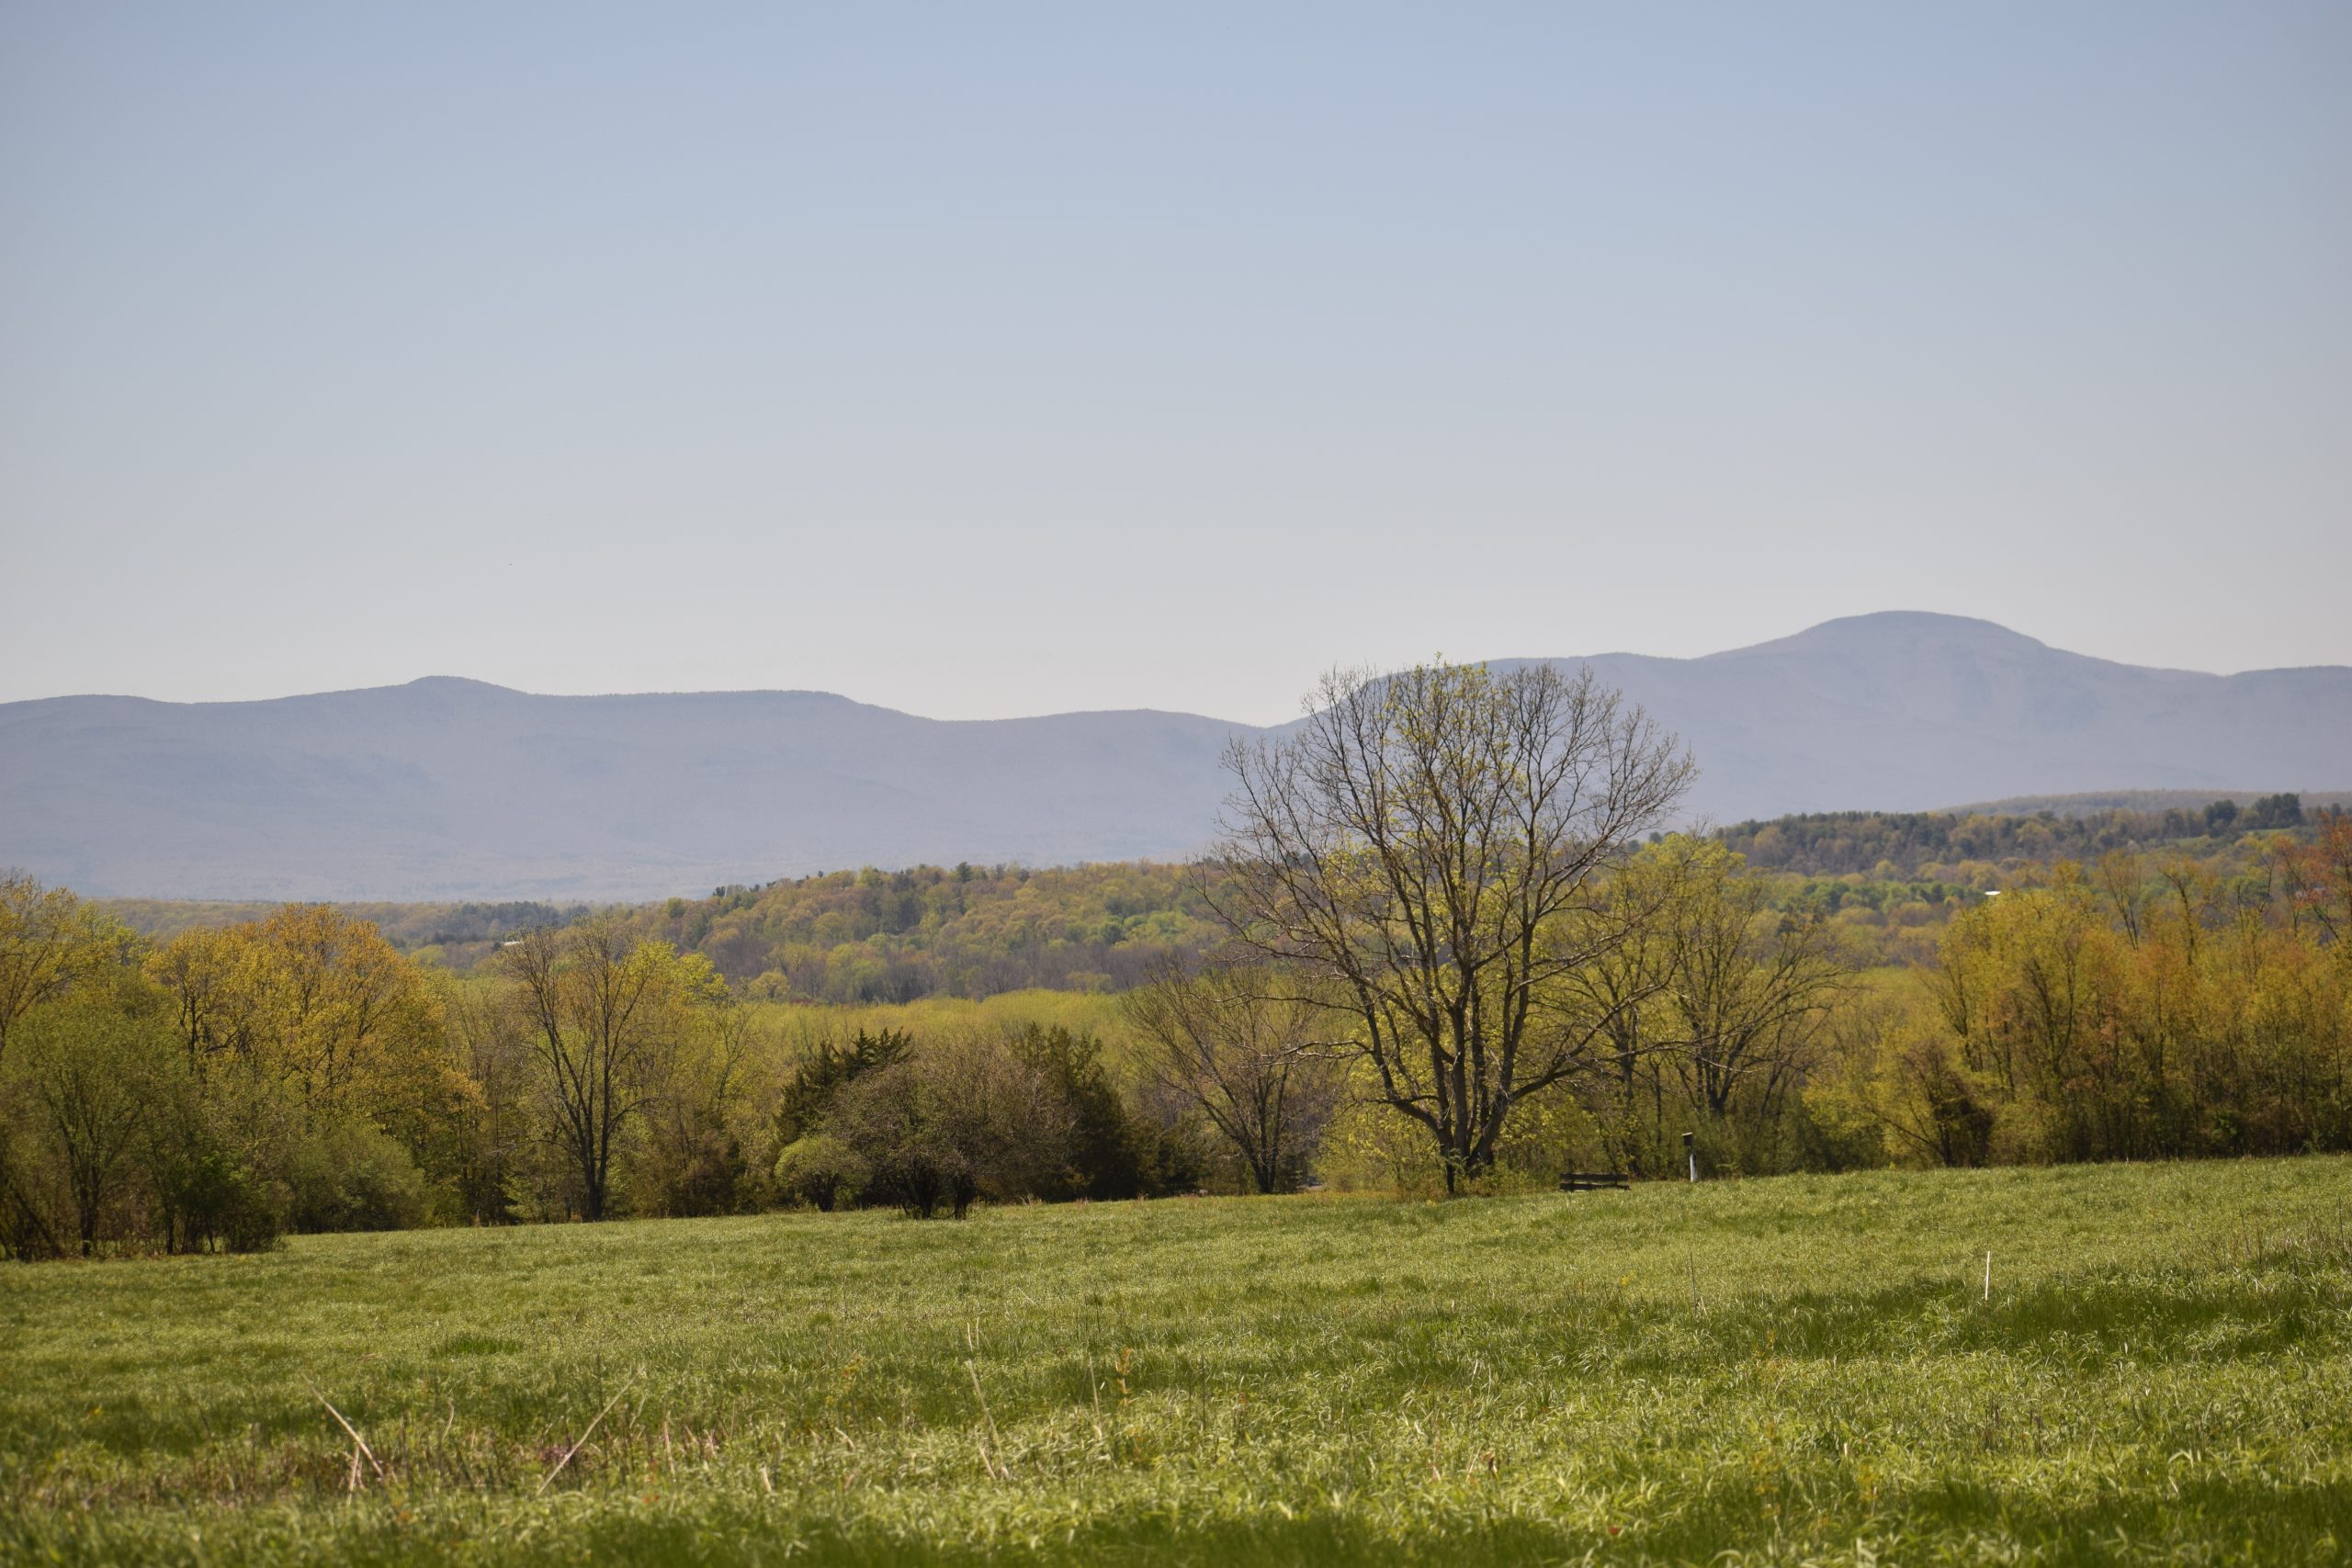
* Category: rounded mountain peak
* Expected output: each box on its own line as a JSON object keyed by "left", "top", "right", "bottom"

{"left": 1718, "top": 612, "right": 2052, "bottom": 661}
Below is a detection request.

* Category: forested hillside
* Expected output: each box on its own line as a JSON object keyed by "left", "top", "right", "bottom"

{"left": 94, "top": 898, "right": 585, "bottom": 952}
{"left": 617, "top": 862, "right": 1221, "bottom": 1002}
{"left": 1719, "top": 793, "right": 2332, "bottom": 879}
{"left": 93, "top": 798, "right": 2342, "bottom": 1003}
{"left": 100, "top": 863, "right": 1222, "bottom": 1003}
{"left": 1944, "top": 788, "right": 2352, "bottom": 818}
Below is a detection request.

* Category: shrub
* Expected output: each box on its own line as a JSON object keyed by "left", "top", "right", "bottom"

{"left": 830, "top": 1039, "right": 1071, "bottom": 1218}
{"left": 285, "top": 1119, "right": 429, "bottom": 1233}
{"left": 774, "top": 1134, "right": 868, "bottom": 1212}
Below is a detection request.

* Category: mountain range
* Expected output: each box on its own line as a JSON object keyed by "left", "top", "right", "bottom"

{"left": 3, "top": 612, "right": 2346, "bottom": 900}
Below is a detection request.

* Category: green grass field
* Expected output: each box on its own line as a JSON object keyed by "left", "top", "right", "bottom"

{"left": 5, "top": 1160, "right": 2349, "bottom": 1566}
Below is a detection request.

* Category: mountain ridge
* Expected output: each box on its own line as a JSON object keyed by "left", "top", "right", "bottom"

{"left": 5, "top": 613, "right": 2346, "bottom": 900}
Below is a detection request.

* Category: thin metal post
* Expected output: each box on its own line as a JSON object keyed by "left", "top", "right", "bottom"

{"left": 1683, "top": 1130, "right": 1697, "bottom": 1183}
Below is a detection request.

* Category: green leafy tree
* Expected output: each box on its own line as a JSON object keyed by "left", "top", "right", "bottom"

{"left": 13, "top": 1000, "right": 173, "bottom": 1254}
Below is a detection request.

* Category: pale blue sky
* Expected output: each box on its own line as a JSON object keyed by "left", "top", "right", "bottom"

{"left": 3, "top": 2, "right": 2346, "bottom": 722}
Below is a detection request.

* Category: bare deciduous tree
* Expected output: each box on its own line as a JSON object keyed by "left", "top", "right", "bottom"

{"left": 499, "top": 919, "right": 710, "bottom": 1222}
{"left": 1654, "top": 841, "right": 1848, "bottom": 1127}
{"left": 1121, "top": 955, "right": 1341, "bottom": 1193}
{"left": 1206, "top": 660, "right": 1692, "bottom": 1189}
{"left": 439, "top": 981, "right": 536, "bottom": 1224}
{"left": 1565, "top": 837, "right": 1848, "bottom": 1172}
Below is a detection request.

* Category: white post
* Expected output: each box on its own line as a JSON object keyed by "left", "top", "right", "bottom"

{"left": 1683, "top": 1131, "right": 1697, "bottom": 1183}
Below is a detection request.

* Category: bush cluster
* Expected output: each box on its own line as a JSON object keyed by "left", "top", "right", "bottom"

{"left": 771, "top": 1026, "right": 1202, "bottom": 1217}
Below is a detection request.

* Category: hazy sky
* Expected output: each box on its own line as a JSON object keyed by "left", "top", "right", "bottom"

{"left": 3, "top": 3, "right": 2346, "bottom": 723}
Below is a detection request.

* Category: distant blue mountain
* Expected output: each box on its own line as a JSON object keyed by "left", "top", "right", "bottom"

{"left": 3, "top": 613, "right": 2346, "bottom": 899}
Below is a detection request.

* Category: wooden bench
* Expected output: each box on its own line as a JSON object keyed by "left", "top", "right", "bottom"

{"left": 1558, "top": 1170, "right": 1630, "bottom": 1191}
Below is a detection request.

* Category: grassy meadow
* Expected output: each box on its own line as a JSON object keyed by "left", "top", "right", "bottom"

{"left": 5, "top": 1158, "right": 2350, "bottom": 1566}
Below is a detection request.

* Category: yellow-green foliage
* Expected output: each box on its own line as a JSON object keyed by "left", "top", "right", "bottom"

{"left": 1826, "top": 859, "right": 2352, "bottom": 1168}
{"left": 755, "top": 990, "right": 1135, "bottom": 1056}
{"left": 756, "top": 990, "right": 1142, "bottom": 1088}
{"left": 624, "top": 863, "right": 1217, "bottom": 1003}
{"left": 1718, "top": 796, "right": 2327, "bottom": 880}
{"left": 4, "top": 1158, "right": 2348, "bottom": 1564}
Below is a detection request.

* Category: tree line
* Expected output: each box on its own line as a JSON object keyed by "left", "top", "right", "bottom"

{"left": 0, "top": 888, "right": 1217, "bottom": 1256}
{"left": 1719, "top": 795, "right": 2326, "bottom": 881}
{"left": 1812, "top": 825, "right": 2352, "bottom": 1168}
{"left": 8, "top": 658, "right": 2349, "bottom": 1258}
